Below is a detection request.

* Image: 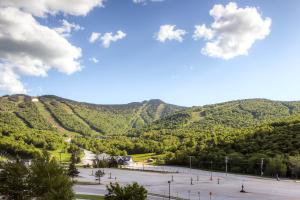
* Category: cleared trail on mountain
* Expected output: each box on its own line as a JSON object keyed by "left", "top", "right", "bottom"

{"left": 61, "top": 102, "right": 103, "bottom": 135}
{"left": 35, "top": 100, "right": 71, "bottom": 134}
{"left": 123, "top": 102, "right": 148, "bottom": 133}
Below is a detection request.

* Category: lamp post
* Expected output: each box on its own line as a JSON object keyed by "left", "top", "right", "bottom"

{"left": 198, "top": 192, "right": 200, "bottom": 200}
{"left": 210, "top": 160, "right": 213, "bottom": 181}
{"left": 189, "top": 156, "right": 192, "bottom": 173}
{"left": 168, "top": 180, "right": 171, "bottom": 200}
{"left": 225, "top": 156, "right": 228, "bottom": 176}
{"left": 260, "top": 158, "right": 264, "bottom": 176}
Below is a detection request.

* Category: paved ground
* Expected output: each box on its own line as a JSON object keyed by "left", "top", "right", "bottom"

{"left": 74, "top": 165, "right": 300, "bottom": 200}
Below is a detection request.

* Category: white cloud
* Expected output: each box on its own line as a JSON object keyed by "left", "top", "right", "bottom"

{"left": 54, "top": 19, "right": 84, "bottom": 37}
{"left": 100, "top": 31, "right": 126, "bottom": 48}
{"left": 0, "top": 7, "right": 82, "bottom": 94}
{"left": 156, "top": 25, "right": 187, "bottom": 42}
{"left": 133, "top": 0, "right": 146, "bottom": 3}
{"left": 193, "top": 2, "right": 271, "bottom": 60}
{"left": 0, "top": 64, "right": 27, "bottom": 94}
{"left": 89, "top": 32, "right": 101, "bottom": 43}
{"left": 0, "top": 0, "right": 105, "bottom": 17}
{"left": 193, "top": 25, "right": 214, "bottom": 40}
{"left": 133, "top": 0, "right": 164, "bottom": 4}
{"left": 89, "top": 57, "right": 99, "bottom": 63}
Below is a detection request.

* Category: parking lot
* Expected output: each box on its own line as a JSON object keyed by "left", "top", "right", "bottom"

{"left": 74, "top": 165, "right": 300, "bottom": 200}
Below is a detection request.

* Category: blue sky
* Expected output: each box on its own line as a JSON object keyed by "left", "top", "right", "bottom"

{"left": 1, "top": 0, "right": 300, "bottom": 106}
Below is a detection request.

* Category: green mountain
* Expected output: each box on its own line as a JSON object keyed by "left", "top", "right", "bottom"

{"left": 0, "top": 94, "right": 183, "bottom": 158}
{"left": 1, "top": 95, "right": 300, "bottom": 177}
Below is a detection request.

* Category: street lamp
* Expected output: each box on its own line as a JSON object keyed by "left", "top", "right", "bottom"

{"left": 225, "top": 156, "right": 228, "bottom": 176}
{"left": 260, "top": 158, "right": 264, "bottom": 176}
{"left": 210, "top": 160, "right": 213, "bottom": 181}
{"left": 189, "top": 156, "right": 192, "bottom": 173}
{"left": 168, "top": 180, "right": 171, "bottom": 200}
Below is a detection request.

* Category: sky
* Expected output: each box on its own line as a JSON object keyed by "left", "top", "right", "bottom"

{"left": 0, "top": 0, "right": 300, "bottom": 107}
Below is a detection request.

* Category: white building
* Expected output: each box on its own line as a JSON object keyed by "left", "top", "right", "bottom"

{"left": 31, "top": 97, "right": 39, "bottom": 102}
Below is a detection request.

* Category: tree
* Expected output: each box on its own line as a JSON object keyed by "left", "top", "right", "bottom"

{"left": 105, "top": 182, "right": 147, "bottom": 200}
{"left": 0, "top": 159, "right": 31, "bottom": 200}
{"left": 95, "top": 169, "right": 105, "bottom": 184}
{"left": 68, "top": 152, "right": 80, "bottom": 179}
{"left": 29, "top": 152, "right": 74, "bottom": 200}
{"left": 288, "top": 155, "right": 300, "bottom": 179}
{"left": 265, "top": 155, "right": 287, "bottom": 177}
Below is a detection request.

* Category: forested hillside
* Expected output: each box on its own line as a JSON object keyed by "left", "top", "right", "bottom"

{"left": 0, "top": 94, "right": 182, "bottom": 159}
{"left": 1, "top": 95, "right": 300, "bottom": 177}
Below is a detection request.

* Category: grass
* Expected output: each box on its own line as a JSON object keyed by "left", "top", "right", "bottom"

{"left": 131, "top": 153, "right": 165, "bottom": 165}
{"left": 75, "top": 194, "right": 104, "bottom": 200}
{"left": 50, "top": 150, "right": 71, "bottom": 163}
{"left": 131, "top": 153, "right": 157, "bottom": 163}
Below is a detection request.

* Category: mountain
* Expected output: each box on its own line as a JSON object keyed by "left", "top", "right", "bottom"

{"left": 1, "top": 95, "right": 300, "bottom": 177}
{"left": 143, "top": 98, "right": 300, "bottom": 131}
{"left": 0, "top": 94, "right": 183, "bottom": 159}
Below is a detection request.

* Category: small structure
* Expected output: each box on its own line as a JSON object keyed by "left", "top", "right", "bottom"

{"left": 96, "top": 153, "right": 110, "bottom": 161}
{"left": 23, "top": 159, "right": 32, "bottom": 167}
{"left": 94, "top": 153, "right": 134, "bottom": 166}
{"left": 147, "top": 158, "right": 154, "bottom": 163}
{"left": 122, "top": 156, "right": 134, "bottom": 165}
{"left": 31, "top": 97, "right": 39, "bottom": 102}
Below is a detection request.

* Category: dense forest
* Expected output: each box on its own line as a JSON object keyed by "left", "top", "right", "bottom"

{"left": 1, "top": 95, "right": 300, "bottom": 178}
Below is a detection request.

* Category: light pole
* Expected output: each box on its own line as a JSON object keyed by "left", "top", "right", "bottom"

{"left": 168, "top": 180, "right": 171, "bottom": 200}
{"left": 189, "top": 156, "right": 192, "bottom": 172}
{"left": 260, "top": 158, "right": 264, "bottom": 176}
{"left": 198, "top": 192, "right": 200, "bottom": 200}
{"left": 210, "top": 160, "right": 213, "bottom": 181}
{"left": 225, "top": 156, "right": 228, "bottom": 176}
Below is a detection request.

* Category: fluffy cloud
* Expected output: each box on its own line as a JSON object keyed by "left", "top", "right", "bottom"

{"left": 89, "top": 32, "right": 101, "bottom": 43}
{"left": 54, "top": 19, "right": 84, "bottom": 37}
{"left": 0, "top": 64, "right": 27, "bottom": 94}
{"left": 193, "top": 2, "right": 271, "bottom": 59}
{"left": 89, "top": 31, "right": 126, "bottom": 47}
{"left": 100, "top": 31, "right": 127, "bottom": 48}
{"left": 193, "top": 25, "right": 213, "bottom": 40}
{"left": 156, "top": 25, "right": 187, "bottom": 42}
{"left": 0, "top": 0, "right": 105, "bottom": 17}
{"left": 0, "top": 7, "right": 82, "bottom": 94}
{"left": 89, "top": 57, "right": 99, "bottom": 63}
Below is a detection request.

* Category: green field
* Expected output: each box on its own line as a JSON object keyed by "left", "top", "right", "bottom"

{"left": 131, "top": 153, "right": 165, "bottom": 164}
{"left": 75, "top": 194, "right": 104, "bottom": 200}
